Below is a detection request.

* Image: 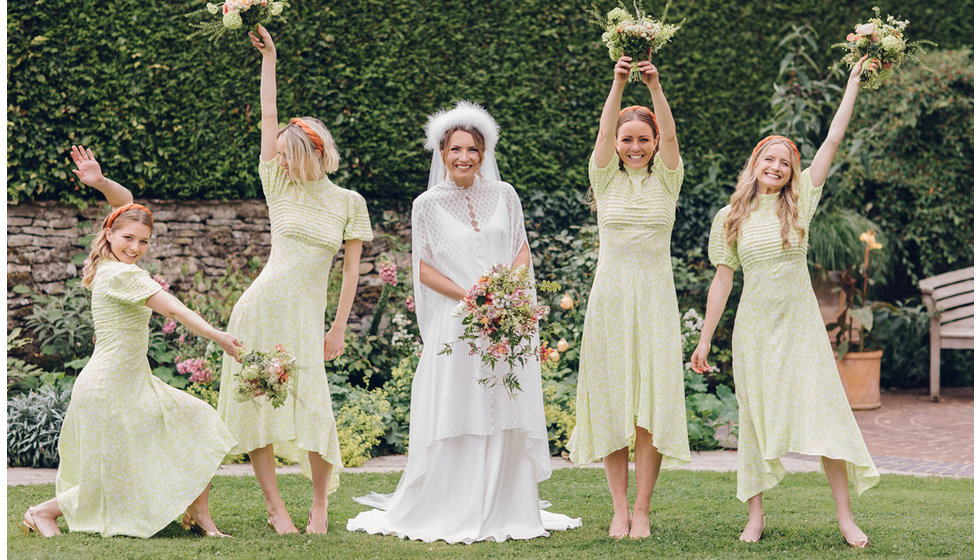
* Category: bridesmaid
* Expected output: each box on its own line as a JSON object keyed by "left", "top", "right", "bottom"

{"left": 567, "top": 54, "right": 690, "bottom": 539}
{"left": 690, "top": 56, "right": 880, "bottom": 547}
{"left": 22, "top": 145, "right": 241, "bottom": 538}
{"left": 215, "top": 25, "right": 373, "bottom": 535}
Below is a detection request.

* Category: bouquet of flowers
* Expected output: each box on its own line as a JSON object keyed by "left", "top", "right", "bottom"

{"left": 187, "top": 0, "right": 290, "bottom": 44}
{"left": 439, "top": 264, "right": 551, "bottom": 397}
{"left": 589, "top": 1, "right": 683, "bottom": 82}
{"left": 832, "top": 7, "right": 935, "bottom": 90}
{"left": 233, "top": 345, "right": 296, "bottom": 408}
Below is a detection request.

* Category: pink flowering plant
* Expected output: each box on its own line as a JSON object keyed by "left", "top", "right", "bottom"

{"left": 176, "top": 357, "right": 214, "bottom": 384}
{"left": 233, "top": 344, "right": 296, "bottom": 408}
{"left": 439, "top": 264, "right": 554, "bottom": 397}
{"left": 187, "top": 0, "right": 290, "bottom": 43}
{"left": 832, "top": 7, "right": 935, "bottom": 90}
{"left": 589, "top": 1, "right": 683, "bottom": 82}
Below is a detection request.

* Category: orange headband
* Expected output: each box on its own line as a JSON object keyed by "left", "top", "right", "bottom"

{"left": 752, "top": 135, "right": 800, "bottom": 161}
{"left": 290, "top": 118, "right": 324, "bottom": 154}
{"left": 619, "top": 105, "right": 658, "bottom": 136}
{"left": 105, "top": 204, "right": 153, "bottom": 230}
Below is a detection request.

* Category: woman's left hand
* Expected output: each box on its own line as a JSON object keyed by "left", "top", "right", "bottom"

{"left": 324, "top": 328, "right": 345, "bottom": 361}
{"left": 70, "top": 145, "right": 105, "bottom": 188}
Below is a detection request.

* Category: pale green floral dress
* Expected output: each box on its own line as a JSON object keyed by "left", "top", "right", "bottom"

{"left": 55, "top": 260, "right": 236, "bottom": 538}
{"left": 568, "top": 152, "right": 691, "bottom": 468}
{"left": 217, "top": 157, "right": 373, "bottom": 490}
{"left": 708, "top": 168, "right": 880, "bottom": 501}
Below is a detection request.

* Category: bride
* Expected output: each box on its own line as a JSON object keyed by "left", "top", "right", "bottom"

{"left": 346, "top": 101, "right": 581, "bottom": 543}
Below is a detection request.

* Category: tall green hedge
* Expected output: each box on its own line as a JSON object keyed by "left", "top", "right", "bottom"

{"left": 9, "top": 1, "right": 971, "bottom": 207}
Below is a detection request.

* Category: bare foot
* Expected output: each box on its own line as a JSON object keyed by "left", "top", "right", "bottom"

{"left": 628, "top": 510, "right": 651, "bottom": 539}
{"left": 267, "top": 509, "right": 299, "bottom": 535}
{"left": 839, "top": 518, "right": 869, "bottom": 548}
{"left": 23, "top": 508, "right": 61, "bottom": 537}
{"left": 306, "top": 504, "right": 328, "bottom": 535}
{"left": 608, "top": 510, "right": 630, "bottom": 539}
{"left": 739, "top": 515, "right": 765, "bottom": 542}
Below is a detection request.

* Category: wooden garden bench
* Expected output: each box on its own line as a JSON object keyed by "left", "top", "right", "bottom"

{"left": 919, "top": 266, "right": 974, "bottom": 401}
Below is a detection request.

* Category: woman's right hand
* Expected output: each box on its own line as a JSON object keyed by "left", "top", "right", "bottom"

{"left": 689, "top": 340, "right": 713, "bottom": 374}
{"left": 249, "top": 24, "right": 276, "bottom": 57}
{"left": 214, "top": 331, "right": 245, "bottom": 362}
{"left": 70, "top": 145, "right": 105, "bottom": 188}
{"left": 613, "top": 55, "right": 632, "bottom": 86}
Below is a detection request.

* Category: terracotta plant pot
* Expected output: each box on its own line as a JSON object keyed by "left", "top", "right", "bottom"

{"left": 836, "top": 350, "right": 883, "bottom": 410}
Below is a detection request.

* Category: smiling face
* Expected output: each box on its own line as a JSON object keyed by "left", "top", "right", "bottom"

{"left": 443, "top": 129, "right": 484, "bottom": 187}
{"left": 106, "top": 221, "right": 152, "bottom": 264}
{"left": 616, "top": 120, "right": 658, "bottom": 170}
{"left": 754, "top": 142, "right": 794, "bottom": 193}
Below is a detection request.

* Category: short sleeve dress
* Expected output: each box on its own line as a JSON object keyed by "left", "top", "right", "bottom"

{"left": 708, "top": 168, "right": 880, "bottom": 501}
{"left": 217, "top": 157, "right": 373, "bottom": 489}
{"left": 55, "top": 261, "right": 236, "bottom": 538}
{"left": 567, "top": 152, "right": 691, "bottom": 468}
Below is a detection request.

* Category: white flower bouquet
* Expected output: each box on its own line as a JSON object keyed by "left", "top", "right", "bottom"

{"left": 589, "top": 1, "right": 683, "bottom": 82}
{"left": 832, "top": 7, "right": 935, "bottom": 90}
{"left": 187, "top": 0, "right": 290, "bottom": 43}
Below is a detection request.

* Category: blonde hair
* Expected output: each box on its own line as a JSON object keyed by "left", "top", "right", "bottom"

{"left": 278, "top": 117, "right": 340, "bottom": 182}
{"left": 724, "top": 137, "right": 805, "bottom": 249}
{"left": 82, "top": 208, "right": 154, "bottom": 288}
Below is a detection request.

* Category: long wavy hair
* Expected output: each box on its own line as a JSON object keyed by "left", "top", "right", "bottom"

{"left": 82, "top": 208, "right": 154, "bottom": 288}
{"left": 278, "top": 117, "right": 340, "bottom": 183}
{"left": 724, "top": 137, "right": 805, "bottom": 248}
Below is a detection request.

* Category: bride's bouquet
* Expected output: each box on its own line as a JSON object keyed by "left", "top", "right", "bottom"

{"left": 187, "top": 0, "right": 290, "bottom": 43}
{"left": 832, "top": 7, "right": 935, "bottom": 90}
{"left": 589, "top": 1, "right": 683, "bottom": 82}
{"left": 439, "top": 264, "right": 551, "bottom": 397}
{"left": 233, "top": 345, "right": 296, "bottom": 408}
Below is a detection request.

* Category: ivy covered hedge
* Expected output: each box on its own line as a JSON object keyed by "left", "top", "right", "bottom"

{"left": 8, "top": 1, "right": 972, "bottom": 294}
{"left": 8, "top": 1, "right": 969, "bottom": 203}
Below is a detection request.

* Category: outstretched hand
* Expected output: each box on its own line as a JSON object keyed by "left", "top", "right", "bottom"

{"left": 849, "top": 54, "right": 876, "bottom": 85}
{"left": 70, "top": 145, "right": 105, "bottom": 188}
{"left": 249, "top": 24, "right": 276, "bottom": 56}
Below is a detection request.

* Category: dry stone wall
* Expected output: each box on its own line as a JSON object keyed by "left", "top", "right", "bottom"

{"left": 7, "top": 201, "right": 408, "bottom": 329}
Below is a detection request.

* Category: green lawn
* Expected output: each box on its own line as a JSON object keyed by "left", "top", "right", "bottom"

{"left": 6, "top": 469, "right": 973, "bottom": 559}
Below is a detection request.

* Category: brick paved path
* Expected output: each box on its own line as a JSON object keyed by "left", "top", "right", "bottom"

{"left": 7, "top": 389, "right": 972, "bottom": 485}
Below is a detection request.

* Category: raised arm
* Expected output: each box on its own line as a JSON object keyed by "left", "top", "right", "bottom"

{"left": 145, "top": 291, "right": 244, "bottom": 361}
{"left": 250, "top": 25, "right": 279, "bottom": 162}
{"left": 689, "top": 265, "right": 735, "bottom": 373}
{"left": 809, "top": 55, "right": 870, "bottom": 187}
{"left": 638, "top": 60, "right": 679, "bottom": 170}
{"left": 323, "top": 240, "right": 363, "bottom": 360}
{"left": 594, "top": 56, "right": 632, "bottom": 168}
{"left": 70, "top": 145, "right": 133, "bottom": 209}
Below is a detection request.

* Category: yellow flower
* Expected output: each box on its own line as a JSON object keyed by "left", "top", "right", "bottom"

{"left": 557, "top": 338, "right": 569, "bottom": 353}
{"left": 859, "top": 229, "right": 882, "bottom": 250}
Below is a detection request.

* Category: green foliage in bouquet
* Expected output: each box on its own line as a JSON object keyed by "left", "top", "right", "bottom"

{"left": 588, "top": 1, "right": 683, "bottom": 82}
{"left": 832, "top": 6, "right": 936, "bottom": 90}
{"left": 234, "top": 347, "right": 296, "bottom": 409}
{"left": 187, "top": 0, "right": 291, "bottom": 43}
{"left": 7, "top": 386, "right": 72, "bottom": 468}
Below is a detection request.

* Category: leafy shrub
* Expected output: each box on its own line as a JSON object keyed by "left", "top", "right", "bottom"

{"left": 7, "top": 385, "right": 72, "bottom": 468}
{"left": 24, "top": 281, "right": 94, "bottom": 373}
{"left": 873, "top": 302, "right": 973, "bottom": 389}
{"left": 335, "top": 392, "right": 390, "bottom": 468}
{"left": 7, "top": 327, "right": 67, "bottom": 396}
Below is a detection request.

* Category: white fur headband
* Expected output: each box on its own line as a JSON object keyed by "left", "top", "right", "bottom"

{"left": 423, "top": 101, "right": 500, "bottom": 153}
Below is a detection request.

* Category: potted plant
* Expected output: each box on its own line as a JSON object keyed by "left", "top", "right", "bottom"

{"left": 826, "top": 229, "right": 885, "bottom": 410}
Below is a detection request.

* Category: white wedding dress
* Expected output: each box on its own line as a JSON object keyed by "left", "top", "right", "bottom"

{"left": 347, "top": 178, "right": 581, "bottom": 543}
